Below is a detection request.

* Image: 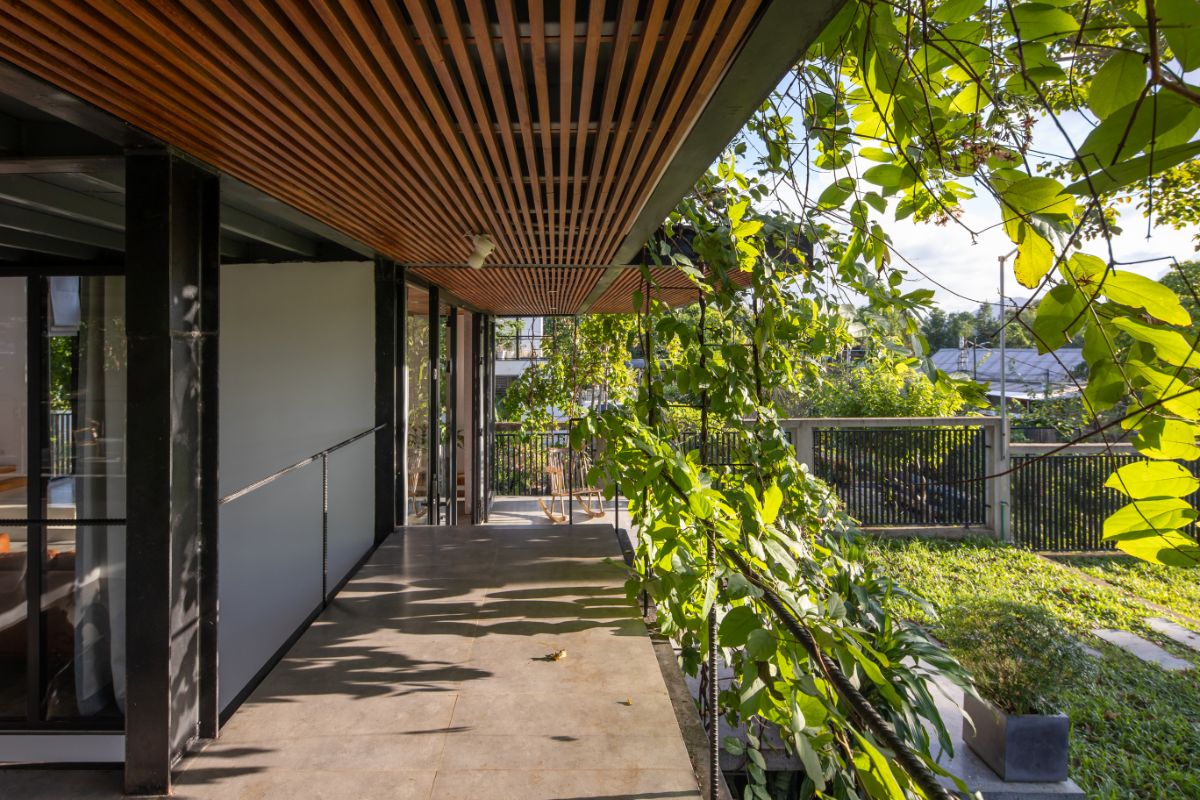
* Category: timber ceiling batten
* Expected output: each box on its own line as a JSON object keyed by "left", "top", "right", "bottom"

{"left": 0, "top": 0, "right": 767, "bottom": 280}
{"left": 409, "top": 266, "right": 602, "bottom": 316}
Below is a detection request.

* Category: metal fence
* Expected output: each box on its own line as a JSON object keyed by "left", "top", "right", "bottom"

{"left": 1009, "top": 444, "right": 1200, "bottom": 551}
{"left": 491, "top": 430, "right": 568, "bottom": 495}
{"left": 809, "top": 425, "right": 989, "bottom": 527}
{"left": 675, "top": 429, "right": 742, "bottom": 466}
{"left": 49, "top": 410, "right": 73, "bottom": 477}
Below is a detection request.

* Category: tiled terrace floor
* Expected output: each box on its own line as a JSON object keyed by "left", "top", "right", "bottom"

{"left": 1, "top": 523, "right": 697, "bottom": 799}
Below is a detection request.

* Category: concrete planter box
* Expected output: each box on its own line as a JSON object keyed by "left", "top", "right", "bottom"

{"left": 963, "top": 693, "right": 1069, "bottom": 782}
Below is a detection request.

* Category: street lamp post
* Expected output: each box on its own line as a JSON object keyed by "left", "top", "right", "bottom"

{"left": 996, "top": 247, "right": 1017, "bottom": 543}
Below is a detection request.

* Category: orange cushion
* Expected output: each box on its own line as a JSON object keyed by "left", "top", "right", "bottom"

{"left": 0, "top": 533, "right": 8, "bottom": 554}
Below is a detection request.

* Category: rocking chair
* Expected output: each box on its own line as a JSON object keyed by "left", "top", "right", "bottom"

{"left": 538, "top": 447, "right": 607, "bottom": 523}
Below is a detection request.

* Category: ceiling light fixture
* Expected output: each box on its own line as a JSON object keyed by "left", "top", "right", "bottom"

{"left": 466, "top": 233, "right": 495, "bottom": 269}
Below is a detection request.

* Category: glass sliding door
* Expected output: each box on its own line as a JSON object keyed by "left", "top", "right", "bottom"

{"left": 0, "top": 274, "right": 126, "bottom": 728}
{"left": 0, "top": 277, "right": 28, "bottom": 718}
{"left": 405, "top": 283, "right": 432, "bottom": 525}
{"left": 436, "top": 304, "right": 454, "bottom": 525}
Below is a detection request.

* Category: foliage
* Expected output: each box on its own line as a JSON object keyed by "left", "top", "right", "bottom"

{"left": 499, "top": 315, "right": 638, "bottom": 431}
{"left": 574, "top": 0, "right": 1200, "bottom": 792}
{"left": 788, "top": 0, "right": 1200, "bottom": 567}
{"left": 939, "top": 597, "right": 1092, "bottom": 715}
{"left": 48, "top": 335, "right": 73, "bottom": 412}
{"left": 870, "top": 538, "right": 1200, "bottom": 799}
{"left": 579, "top": 149, "right": 977, "bottom": 796}
{"left": 1012, "top": 393, "right": 1087, "bottom": 437}
{"left": 1054, "top": 553, "right": 1200, "bottom": 621}
{"left": 805, "top": 358, "right": 966, "bottom": 417}
{"left": 920, "top": 304, "right": 1036, "bottom": 353}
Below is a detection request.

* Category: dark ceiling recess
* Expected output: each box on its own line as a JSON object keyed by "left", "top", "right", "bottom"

{"left": 0, "top": 94, "right": 363, "bottom": 267}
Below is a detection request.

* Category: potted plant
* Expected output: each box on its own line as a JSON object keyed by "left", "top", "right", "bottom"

{"left": 939, "top": 598, "right": 1090, "bottom": 782}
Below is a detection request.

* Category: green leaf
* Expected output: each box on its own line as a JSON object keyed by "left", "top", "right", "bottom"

{"left": 1013, "top": 224, "right": 1054, "bottom": 289}
{"left": 851, "top": 732, "right": 908, "bottom": 798}
{"left": 1098, "top": 271, "right": 1192, "bottom": 326}
{"left": 1088, "top": 51, "right": 1147, "bottom": 118}
{"left": 718, "top": 605, "right": 762, "bottom": 647}
{"left": 1110, "top": 317, "right": 1200, "bottom": 368}
{"left": 1031, "top": 284, "right": 1086, "bottom": 351}
{"left": 949, "top": 82, "right": 986, "bottom": 114}
{"left": 932, "top": 0, "right": 986, "bottom": 23}
{"left": 1103, "top": 497, "right": 1197, "bottom": 540}
{"left": 1157, "top": 0, "right": 1200, "bottom": 71}
{"left": 1116, "top": 530, "right": 1200, "bottom": 567}
{"left": 862, "top": 164, "right": 909, "bottom": 187}
{"left": 818, "top": 178, "right": 855, "bottom": 209}
{"left": 1083, "top": 362, "right": 1125, "bottom": 413}
{"left": 1007, "top": 3, "right": 1080, "bottom": 41}
{"left": 859, "top": 147, "right": 894, "bottom": 163}
{"left": 762, "top": 484, "right": 783, "bottom": 525}
{"left": 1065, "top": 140, "right": 1200, "bottom": 197}
{"left": 1078, "top": 91, "right": 1199, "bottom": 168}
{"left": 746, "top": 628, "right": 776, "bottom": 661}
{"left": 1133, "top": 417, "right": 1200, "bottom": 461}
{"left": 1105, "top": 460, "right": 1200, "bottom": 499}
{"left": 1000, "top": 175, "right": 1076, "bottom": 218}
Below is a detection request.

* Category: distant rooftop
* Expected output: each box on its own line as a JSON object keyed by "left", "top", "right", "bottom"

{"left": 930, "top": 346, "right": 1085, "bottom": 400}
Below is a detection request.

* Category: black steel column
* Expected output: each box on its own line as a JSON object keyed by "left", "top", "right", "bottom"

{"left": 196, "top": 171, "right": 221, "bottom": 741}
{"left": 25, "top": 278, "right": 46, "bottom": 723}
{"left": 396, "top": 274, "right": 408, "bottom": 528}
{"left": 124, "top": 150, "right": 210, "bottom": 796}
{"left": 447, "top": 308, "right": 458, "bottom": 525}
{"left": 374, "top": 257, "right": 397, "bottom": 543}
{"left": 484, "top": 316, "right": 495, "bottom": 521}
{"left": 427, "top": 285, "right": 439, "bottom": 524}
{"left": 470, "top": 313, "right": 482, "bottom": 523}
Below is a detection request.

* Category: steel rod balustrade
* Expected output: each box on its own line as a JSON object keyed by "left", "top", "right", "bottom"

{"left": 217, "top": 423, "right": 384, "bottom": 609}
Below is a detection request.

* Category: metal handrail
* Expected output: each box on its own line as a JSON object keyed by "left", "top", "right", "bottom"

{"left": 218, "top": 422, "right": 384, "bottom": 604}
{"left": 218, "top": 424, "right": 384, "bottom": 506}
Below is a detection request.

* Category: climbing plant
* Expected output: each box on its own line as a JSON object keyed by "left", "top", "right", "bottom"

{"left": 581, "top": 0, "right": 1200, "bottom": 796}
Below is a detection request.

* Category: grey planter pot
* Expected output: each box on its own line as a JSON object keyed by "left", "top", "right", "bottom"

{"left": 962, "top": 692, "right": 1069, "bottom": 782}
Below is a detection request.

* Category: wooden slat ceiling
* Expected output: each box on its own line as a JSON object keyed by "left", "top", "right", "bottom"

{"left": 0, "top": 1, "right": 768, "bottom": 314}
{"left": 409, "top": 266, "right": 604, "bottom": 316}
{"left": 588, "top": 264, "right": 753, "bottom": 313}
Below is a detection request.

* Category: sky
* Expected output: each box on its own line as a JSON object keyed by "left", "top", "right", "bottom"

{"left": 800, "top": 111, "right": 1200, "bottom": 313}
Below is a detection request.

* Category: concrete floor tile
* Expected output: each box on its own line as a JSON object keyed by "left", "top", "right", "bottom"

{"left": 448, "top": 689, "right": 677, "bottom": 735}
{"left": 429, "top": 768, "right": 700, "bottom": 800}
{"left": 438, "top": 732, "right": 693, "bottom": 772}
{"left": 175, "top": 768, "right": 438, "bottom": 800}
{"left": 2, "top": 522, "right": 697, "bottom": 800}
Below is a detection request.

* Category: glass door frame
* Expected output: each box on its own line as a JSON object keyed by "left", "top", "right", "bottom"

{"left": 0, "top": 263, "right": 125, "bottom": 732}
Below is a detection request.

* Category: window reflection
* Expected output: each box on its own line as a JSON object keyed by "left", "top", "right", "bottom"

{"left": 0, "top": 277, "right": 27, "bottom": 718}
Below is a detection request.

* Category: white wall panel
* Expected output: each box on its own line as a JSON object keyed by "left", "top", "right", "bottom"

{"left": 218, "top": 261, "right": 375, "bottom": 710}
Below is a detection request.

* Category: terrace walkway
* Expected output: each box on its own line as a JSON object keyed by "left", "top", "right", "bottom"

{"left": 1, "top": 522, "right": 698, "bottom": 799}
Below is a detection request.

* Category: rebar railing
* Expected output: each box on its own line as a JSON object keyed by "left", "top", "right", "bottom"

{"left": 219, "top": 423, "right": 384, "bottom": 603}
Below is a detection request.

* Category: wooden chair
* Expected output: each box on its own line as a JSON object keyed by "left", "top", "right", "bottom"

{"left": 537, "top": 448, "right": 606, "bottom": 523}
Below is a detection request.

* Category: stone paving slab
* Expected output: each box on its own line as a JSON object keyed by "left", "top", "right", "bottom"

{"left": 1145, "top": 617, "right": 1200, "bottom": 653}
{"left": 0, "top": 524, "right": 700, "bottom": 800}
{"left": 1092, "top": 628, "right": 1193, "bottom": 671}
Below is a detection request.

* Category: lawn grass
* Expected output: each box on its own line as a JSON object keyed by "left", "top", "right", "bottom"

{"left": 866, "top": 537, "right": 1200, "bottom": 800}
{"left": 1052, "top": 553, "right": 1200, "bottom": 623}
